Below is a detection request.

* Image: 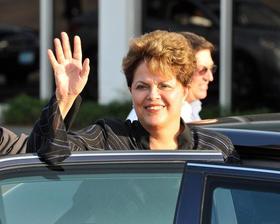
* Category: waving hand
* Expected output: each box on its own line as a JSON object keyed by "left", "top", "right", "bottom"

{"left": 48, "top": 32, "right": 90, "bottom": 118}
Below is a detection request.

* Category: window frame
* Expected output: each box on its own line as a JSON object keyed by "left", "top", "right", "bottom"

{"left": 200, "top": 165, "right": 280, "bottom": 224}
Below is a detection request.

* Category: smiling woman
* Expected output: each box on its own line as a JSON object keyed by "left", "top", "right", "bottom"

{"left": 26, "top": 30, "right": 239, "bottom": 165}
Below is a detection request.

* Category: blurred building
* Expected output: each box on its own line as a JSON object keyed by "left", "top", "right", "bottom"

{"left": 1, "top": 0, "right": 280, "bottom": 111}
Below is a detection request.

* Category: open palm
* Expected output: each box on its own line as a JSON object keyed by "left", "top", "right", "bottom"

{"left": 48, "top": 32, "right": 90, "bottom": 101}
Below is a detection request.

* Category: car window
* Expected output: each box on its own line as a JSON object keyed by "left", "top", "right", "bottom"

{"left": 0, "top": 163, "right": 183, "bottom": 224}
{"left": 202, "top": 176, "right": 280, "bottom": 224}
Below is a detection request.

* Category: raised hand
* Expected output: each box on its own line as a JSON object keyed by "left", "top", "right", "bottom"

{"left": 48, "top": 32, "right": 90, "bottom": 118}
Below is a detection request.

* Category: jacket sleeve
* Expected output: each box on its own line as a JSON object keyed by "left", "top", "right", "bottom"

{"left": 0, "top": 127, "right": 28, "bottom": 154}
{"left": 26, "top": 95, "right": 82, "bottom": 165}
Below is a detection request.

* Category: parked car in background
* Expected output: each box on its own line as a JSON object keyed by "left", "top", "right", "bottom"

{"left": 0, "top": 24, "right": 39, "bottom": 85}
{"left": 142, "top": 0, "right": 280, "bottom": 110}
{"left": 1, "top": 113, "right": 280, "bottom": 223}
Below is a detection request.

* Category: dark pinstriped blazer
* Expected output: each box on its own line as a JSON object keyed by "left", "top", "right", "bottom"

{"left": 0, "top": 127, "right": 28, "bottom": 154}
{"left": 27, "top": 96, "right": 239, "bottom": 165}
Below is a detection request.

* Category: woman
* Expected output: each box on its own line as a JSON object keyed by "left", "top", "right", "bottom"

{"left": 127, "top": 31, "right": 215, "bottom": 122}
{"left": 27, "top": 30, "right": 239, "bottom": 165}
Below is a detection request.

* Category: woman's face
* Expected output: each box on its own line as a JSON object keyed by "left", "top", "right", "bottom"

{"left": 130, "top": 61, "right": 188, "bottom": 129}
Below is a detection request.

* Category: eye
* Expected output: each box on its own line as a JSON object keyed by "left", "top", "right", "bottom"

{"left": 158, "top": 83, "right": 172, "bottom": 90}
{"left": 198, "top": 66, "right": 208, "bottom": 75}
{"left": 135, "top": 84, "right": 148, "bottom": 90}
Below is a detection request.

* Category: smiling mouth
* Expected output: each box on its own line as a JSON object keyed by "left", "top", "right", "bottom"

{"left": 145, "top": 105, "right": 165, "bottom": 110}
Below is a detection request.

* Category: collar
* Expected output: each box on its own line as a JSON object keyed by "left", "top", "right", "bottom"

{"left": 132, "top": 119, "right": 193, "bottom": 149}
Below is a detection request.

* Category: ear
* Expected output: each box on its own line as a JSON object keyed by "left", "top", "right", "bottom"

{"left": 129, "top": 87, "right": 132, "bottom": 93}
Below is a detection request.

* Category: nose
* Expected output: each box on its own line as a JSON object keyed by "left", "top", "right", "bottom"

{"left": 208, "top": 70, "right": 214, "bottom": 82}
{"left": 203, "top": 69, "right": 214, "bottom": 82}
{"left": 147, "top": 86, "right": 160, "bottom": 100}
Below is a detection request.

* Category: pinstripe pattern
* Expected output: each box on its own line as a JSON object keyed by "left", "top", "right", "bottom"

{"left": 0, "top": 127, "right": 28, "bottom": 154}
{"left": 27, "top": 96, "right": 239, "bottom": 165}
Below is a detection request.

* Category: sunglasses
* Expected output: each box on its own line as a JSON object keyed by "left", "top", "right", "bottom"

{"left": 197, "top": 65, "right": 217, "bottom": 75}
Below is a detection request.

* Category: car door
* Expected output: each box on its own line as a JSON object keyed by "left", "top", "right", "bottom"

{"left": 175, "top": 162, "right": 280, "bottom": 224}
{"left": 0, "top": 151, "right": 223, "bottom": 224}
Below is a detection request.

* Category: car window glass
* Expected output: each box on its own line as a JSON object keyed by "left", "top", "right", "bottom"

{"left": 237, "top": 3, "right": 280, "bottom": 28}
{"left": 0, "top": 163, "right": 183, "bottom": 224}
{"left": 204, "top": 178, "right": 280, "bottom": 224}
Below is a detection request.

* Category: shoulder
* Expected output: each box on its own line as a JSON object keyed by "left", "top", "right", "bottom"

{"left": 190, "top": 125, "right": 240, "bottom": 163}
{"left": 191, "top": 126, "right": 232, "bottom": 146}
{"left": 190, "top": 100, "right": 202, "bottom": 116}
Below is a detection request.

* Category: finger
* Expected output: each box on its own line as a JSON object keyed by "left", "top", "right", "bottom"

{"left": 61, "top": 32, "right": 72, "bottom": 60}
{"left": 54, "top": 38, "right": 65, "bottom": 64}
{"left": 47, "top": 49, "right": 59, "bottom": 69}
{"left": 81, "top": 58, "right": 90, "bottom": 78}
{"left": 73, "top": 35, "right": 82, "bottom": 62}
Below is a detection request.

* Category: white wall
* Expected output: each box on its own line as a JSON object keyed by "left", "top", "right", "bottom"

{"left": 98, "top": 0, "right": 141, "bottom": 104}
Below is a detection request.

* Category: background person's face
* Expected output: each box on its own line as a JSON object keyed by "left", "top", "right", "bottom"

{"left": 130, "top": 62, "right": 187, "bottom": 129}
{"left": 187, "top": 49, "right": 214, "bottom": 102}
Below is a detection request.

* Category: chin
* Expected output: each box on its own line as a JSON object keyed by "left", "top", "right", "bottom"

{"left": 143, "top": 117, "right": 166, "bottom": 128}
{"left": 199, "top": 93, "right": 207, "bottom": 99}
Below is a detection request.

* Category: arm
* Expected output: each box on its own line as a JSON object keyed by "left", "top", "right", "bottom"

{"left": 26, "top": 95, "right": 74, "bottom": 164}
{"left": 48, "top": 32, "right": 90, "bottom": 119}
{"left": 27, "top": 95, "right": 129, "bottom": 164}
{"left": 27, "top": 32, "right": 91, "bottom": 164}
{"left": 0, "top": 127, "right": 28, "bottom": 154}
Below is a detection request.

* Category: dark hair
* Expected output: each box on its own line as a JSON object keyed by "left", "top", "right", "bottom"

{"left": 180, "top": 32, "right": 214, "bottom": 53}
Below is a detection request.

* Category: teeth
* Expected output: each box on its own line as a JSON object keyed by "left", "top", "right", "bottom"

{"left": 146, "top": 106, "right": 164, "bottom": 110}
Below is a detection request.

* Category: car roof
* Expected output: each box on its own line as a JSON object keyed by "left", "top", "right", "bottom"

{"left": 0, "top": 151, "right": 224, "bottom": 170}
{"left": 194, "top": 113, "right": 280, "bottom": 132}
{"left": 191, "top": 113, "right": 280, "bottom": 165}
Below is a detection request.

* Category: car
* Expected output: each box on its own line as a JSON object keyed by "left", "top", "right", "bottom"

{"left": 142, "top": 0, "right": 280, "bottom": 110}
{"left": 0, "top": 24, "right": 39, "bottom": 85}
{"left": 194, "top": 112, "right": 280, "bottom": 148}
{"left": 1, "top": 113, "right": 280, "bottom": 223}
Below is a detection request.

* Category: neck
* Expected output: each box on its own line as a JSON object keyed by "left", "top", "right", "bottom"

{"left": 147, "top": 121, "right": 182, "bottom": 150}
{"left": 186, "top": 96, "right": 195, "bottom": 103}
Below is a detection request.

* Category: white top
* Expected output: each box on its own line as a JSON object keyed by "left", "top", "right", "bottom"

{"left": 126, "top": 100, "right": 202, "bottom": 123}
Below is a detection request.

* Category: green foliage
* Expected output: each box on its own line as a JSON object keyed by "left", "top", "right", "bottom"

{"left": 3, "top": 94, "right": 47, "bottom": 125}
{"left": 2, "top": 95, "right": 132, "bottom": 128}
